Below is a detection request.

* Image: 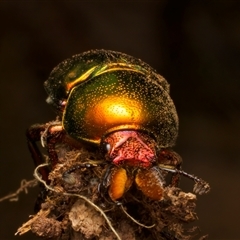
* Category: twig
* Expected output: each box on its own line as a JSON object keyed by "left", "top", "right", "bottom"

{"left": 0, "top": 179, "right": 38, "bottom": 203}
{"left": 120, "top": 204, "right": 156, "bottom": 229}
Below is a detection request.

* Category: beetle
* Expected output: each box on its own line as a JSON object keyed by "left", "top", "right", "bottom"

{"left": 27, "top": 49, "right": 210, "bottom": 202}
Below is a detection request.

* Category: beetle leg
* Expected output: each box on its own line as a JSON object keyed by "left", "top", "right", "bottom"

{"left": 26, "top": 121, "right": 64, "bottom": 181}
{"left": 135, "top": 167, "right": 165, "bottom": 201}
{"left": 158, "top": 149, "right": 210, "bottom": 194}
{"left": 158, "top": 149, "right": 182, "bottom": 186}
{"left": 158, "top": 165, "right": 210, "bottom": 195}
{"left": 98, "top": 165, "right": 114, "bottom": 202}
{"left": 62, "top": 162, "right": 96, "bottom": 179}
{"left": 44, "top": 123, "right": 64, "bottom": 167}
{"left": 26, "top": 123, "right": 50, "bottom": 181}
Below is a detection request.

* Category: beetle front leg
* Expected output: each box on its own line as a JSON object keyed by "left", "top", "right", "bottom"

{"left": 42, "top": 122, "right": 64, "bottom": 168}
{"left": 158, "top": 148, "right": 182, "bottom": 187}
{"left": 159, "top": 166, "right": 210, "bottom": 195}
{"left": 62, "top": 162, "right": 98, "bottom": 183}
{"left": 26, "top": 123, "right": 50, "bottom": 181}
{"left": 26, "top": 120, "right": 64, "bottom": 181}
{"left": 158, "top": 149, "right": 210, "bottom": 194}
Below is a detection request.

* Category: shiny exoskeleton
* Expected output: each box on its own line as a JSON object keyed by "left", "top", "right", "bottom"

{"left": 27, "top": 49, "right": 210, "bottom": 202}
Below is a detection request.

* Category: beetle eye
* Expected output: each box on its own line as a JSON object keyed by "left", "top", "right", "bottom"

{"left": 101, "top": 142, "right": 111, "bottom": 154}
{"left": 106, "top": 143, "right": 111, "bottom": 152}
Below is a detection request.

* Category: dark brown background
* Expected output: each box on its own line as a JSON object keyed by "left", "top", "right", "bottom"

{"left": 0, "top": 1, "right": 239, "bottom": 239}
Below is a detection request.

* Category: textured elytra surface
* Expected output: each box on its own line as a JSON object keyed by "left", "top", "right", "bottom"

{"left": 64, "top": 70, "right": 178, "bottom": 146}
{"left": 44, "top": 49, "right": 178, "bottom": 147}
{"left": 45, "top": 49, "right": 170, "bottom": 102}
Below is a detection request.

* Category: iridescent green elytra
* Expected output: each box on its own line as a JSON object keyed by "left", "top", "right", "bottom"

{"left": 44, "top": 49, "right": 178, "bottom": 147}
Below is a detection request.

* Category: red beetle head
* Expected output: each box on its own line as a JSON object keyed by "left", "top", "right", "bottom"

{"left": 101, "top": 130, "right": 157, "bottom": 168}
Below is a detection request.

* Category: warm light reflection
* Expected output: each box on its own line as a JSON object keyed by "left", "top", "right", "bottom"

{"left": 86, "top": 96, "right": 143, "bottom": 130}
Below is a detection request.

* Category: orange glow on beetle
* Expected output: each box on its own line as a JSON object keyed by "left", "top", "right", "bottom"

{"left": 27, "top": 49, "right": 210, "bottom": 202}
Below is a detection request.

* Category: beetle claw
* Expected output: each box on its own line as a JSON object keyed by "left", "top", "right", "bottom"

{"left": 193, "top": 180, "right": 211, "bottom": 195}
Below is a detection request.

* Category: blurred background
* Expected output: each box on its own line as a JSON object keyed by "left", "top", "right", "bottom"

{"left": 0, "top": 1, "right": 239, "bottom": 239}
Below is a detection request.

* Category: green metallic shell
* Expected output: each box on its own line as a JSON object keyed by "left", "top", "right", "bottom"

{"left": 44, "top": 49, "right": 178, "bottom": 147}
